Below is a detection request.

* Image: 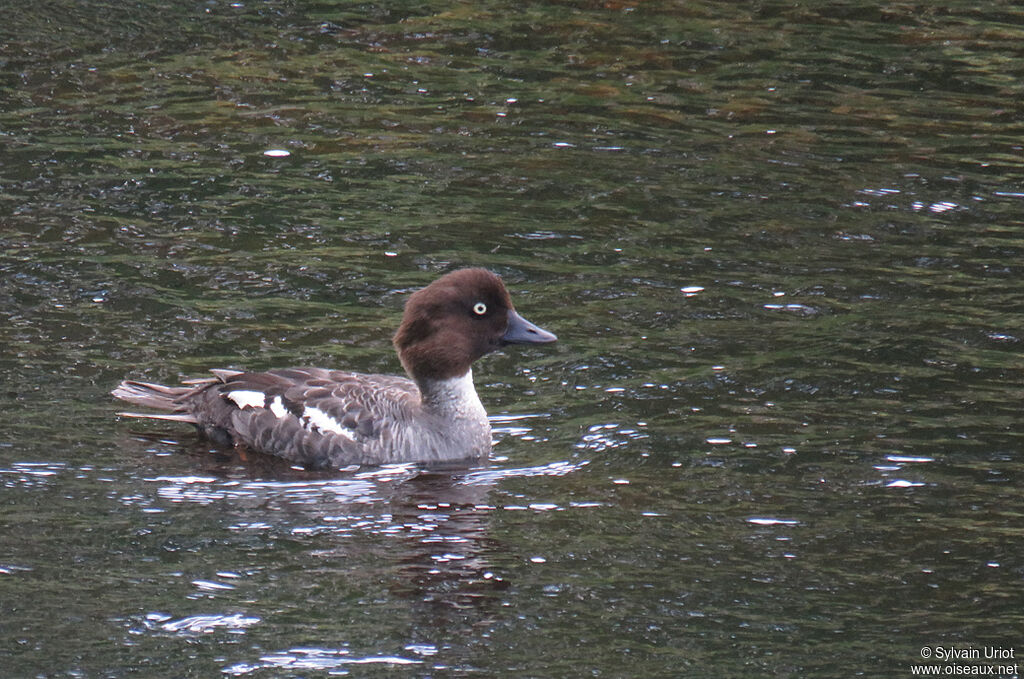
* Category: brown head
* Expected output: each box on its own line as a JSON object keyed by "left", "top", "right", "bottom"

{"left": 393, "top": 268, "right": 557, "bottom": 382}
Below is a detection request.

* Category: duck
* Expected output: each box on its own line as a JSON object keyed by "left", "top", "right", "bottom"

{"left": 112, "top": 268, "right": 557, "bottom": 468}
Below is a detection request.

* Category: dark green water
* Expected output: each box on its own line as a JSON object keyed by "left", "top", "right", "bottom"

{"left": 3, "top": 1, "right": 1023, "bottom": 677}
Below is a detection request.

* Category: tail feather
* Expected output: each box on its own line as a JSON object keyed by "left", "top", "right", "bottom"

{"left": 111, "top": 380, "right": 192, "bottom": 413}
{"left": 181, "top": 369, "right": 242, "bottom": 386}
{"left": 112, "top": 370, "right": 240, "bottom": 427}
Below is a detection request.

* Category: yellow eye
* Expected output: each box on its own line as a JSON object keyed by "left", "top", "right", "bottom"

{"left": 473, "top": 302, "right": 487, "bottom": 315}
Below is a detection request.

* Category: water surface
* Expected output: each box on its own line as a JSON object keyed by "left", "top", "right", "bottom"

{"left": 2, "top": 1, "right": 1023, "bottom": 677}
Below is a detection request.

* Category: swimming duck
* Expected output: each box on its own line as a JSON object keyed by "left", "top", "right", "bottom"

{"left": 112, "top": 268, "right": 557, "bottom": 468}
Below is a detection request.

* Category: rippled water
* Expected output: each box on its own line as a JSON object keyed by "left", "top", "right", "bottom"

{"left": 3, "top": 1, "right": 1023, "bottom": 677}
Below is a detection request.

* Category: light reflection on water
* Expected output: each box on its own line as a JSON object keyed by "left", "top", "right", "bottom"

{"left": 145, "top": 457, "right": 591, "bottom": 508}
{"left": 224, "top": 647, "right": 425, "bottom": 676}
{"left": 154, "top": 612, "right": 260, "bottom": 634}
{"left": 851, "top": 185, "right": 977, "bottom": 215}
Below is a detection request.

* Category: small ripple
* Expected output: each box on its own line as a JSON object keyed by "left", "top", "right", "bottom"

{"left": 763, "top": 302, "right": 819, "bottom": 315}
{"left": 502, "top": 502, "right": 565, "bottom": 511}
{"left": 911, "top": 200, "right": 960, "bottom": 213}
{"left": 1, "top": 461, "right": 67, "bottom": 488}
{"left": 857, "top": 187, "right": 901, "bottom": 197}
{"left": 157, "top": 612, "right": 260, "bottom": 634}
{"left": 0, "top": 563, "right": 33, "bottom": 575}
{"left": 148, "top": 475, "right": 381, "bottom": 505}
{"left": 847, "top": 186, "right": 973, "bottom": 215}
{"left": 191, "top": 579, "right": 237, "bottom": 592}
{"left": 574, "top": 422, "right": 649, "bottom": 453}
{"left": 461, "top": 459, "right": 587, "bottom": 485}
{"left": 223, "top": 647, "right": 422, "bottom": 675}
{"left": 747, "top": 517, "right": 800, "bottom": 526}
{"left": 885, "top": 479, "right": 925, "bottom": 488}
{"left": 490, "top": 411, "right": 553, "bottom": 443}
{"left": 489, "top": 412, "right": 551, "bottom": 424}
{"left": 986, "top": 332, "right": 1017, "bottom": 342}
{"left": 884, "top": 455, "right": 934, "bottom": 463}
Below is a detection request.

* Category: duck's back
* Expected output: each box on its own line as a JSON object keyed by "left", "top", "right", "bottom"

{"left": 116, "top": 367, "right": 491, "bottom": 468}
{"left": 204, "top": 368, "right": 425, "bottom": 468}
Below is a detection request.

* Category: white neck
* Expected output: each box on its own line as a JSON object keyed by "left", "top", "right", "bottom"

{"left": 419, "top": 369, "right": 487, "bottom": 421}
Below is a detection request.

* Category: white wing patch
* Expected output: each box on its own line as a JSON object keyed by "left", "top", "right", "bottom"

{"left": 269, "top": 395, "right": 287, "bottom": 419}
{"left": 227, "top": 389, "right": 357, "bottom": 441}
{"left": 227, "top": 389, "right": 267, "bottom": 410}
{"left": 302, "top": 406, "right": 357, "bottom": 441}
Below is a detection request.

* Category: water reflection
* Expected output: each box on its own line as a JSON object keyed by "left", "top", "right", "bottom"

{"left": 123, "top": 439, "right": 591, "bottom": 674}
{"left": 155, "top": 612, "right": 260, "bottom": 634}
{"left": 1, "top": 461, "right": 68, "bottom": 489}
{"left": 224, "top": 647, "right": 425, "bottom": 675}
{"left": 851, "top": 184, "right": 976, "bottom": 215}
